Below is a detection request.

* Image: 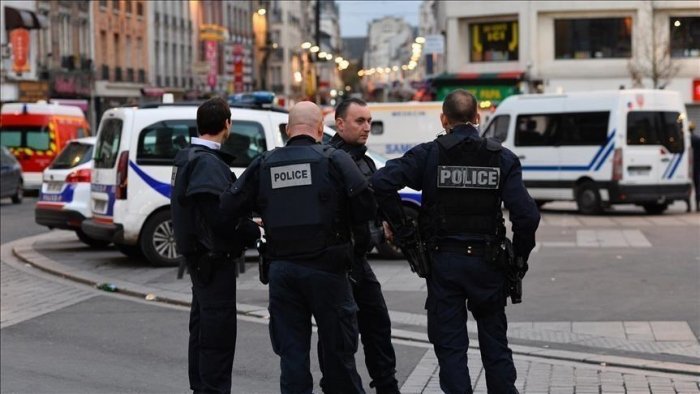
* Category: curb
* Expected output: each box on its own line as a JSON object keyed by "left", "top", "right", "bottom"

{"left": 8, "top": 231, "right": 700, "bottom": 378}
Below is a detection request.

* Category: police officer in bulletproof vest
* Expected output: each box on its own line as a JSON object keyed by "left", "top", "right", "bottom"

{"left": 220, "top": 102, "right": 376, "bottom": 393}
{"left": 171, "top": 97, "right": 260, "bottom": 393}
{"left": 319, "top": 98, "right": 399, "bottom": 394}
{"left": 371, "top": 90, "right": 540, "bottom": 393}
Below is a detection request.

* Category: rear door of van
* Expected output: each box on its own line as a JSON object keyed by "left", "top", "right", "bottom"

{"left": 90, "top": 112, "right": 127, "bottom": 223}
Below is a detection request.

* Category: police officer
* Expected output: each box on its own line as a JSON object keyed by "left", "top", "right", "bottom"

{"left": 171, "top": 97, "right": 259, "bottom": 393}
{"left": 371, "top": 90, "right": 540, "bottom": 393}
{"left": 220, "top": 101, "right": 375, "bottom": 393}
{"left": 318, "top": 98, "right": 399, "bottom": 394}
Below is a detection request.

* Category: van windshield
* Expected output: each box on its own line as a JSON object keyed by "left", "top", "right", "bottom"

{"left": 627, "top": 111, "right": 684, "bottom": 154}
{"left": 0, "top": 126, "right": 52, "bottom": 152}
{"left": 51, "top": 142, "right": 93, "bottom": 169}
{"left": 94, "top": 119, "right": 123, "bottom": 169}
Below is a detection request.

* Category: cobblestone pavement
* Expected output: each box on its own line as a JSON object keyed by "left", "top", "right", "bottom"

{"left": 0, "top": 260, "right": 95, "bottom": 329}
{"left": 401, "top": 349, "right": 700, "bottom": 394}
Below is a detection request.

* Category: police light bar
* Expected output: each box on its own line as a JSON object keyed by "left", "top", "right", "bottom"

{"left": 228, "top": 91, "right": 276, "bottom": 107}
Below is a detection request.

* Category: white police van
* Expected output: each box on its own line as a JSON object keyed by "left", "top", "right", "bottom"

{"left": 82, "top": 98, "right": 421, "bottom": 266}
{"left": 482, "top": 90, "right": 692, "bottom": 214}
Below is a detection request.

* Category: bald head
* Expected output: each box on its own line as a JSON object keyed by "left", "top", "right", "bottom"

{"left": 442, "top": 89, "right": 478, "bottom": 127}
{"left": 287, "top": 101, "right": 324, "bottom": 141}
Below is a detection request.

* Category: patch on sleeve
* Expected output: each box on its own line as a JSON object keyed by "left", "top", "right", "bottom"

{"left": 270, "top": 163, "right": 312, "bottom": 189}
{"left": 171, "top": 167, "right": 178, "bottom": 186}
{"left": 437, "top": 166, "right": 500, "bottom": 189}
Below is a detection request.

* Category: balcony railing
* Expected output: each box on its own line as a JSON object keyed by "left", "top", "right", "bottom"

{"left": 61, "top": 55, "right": 75, "bottom": 70}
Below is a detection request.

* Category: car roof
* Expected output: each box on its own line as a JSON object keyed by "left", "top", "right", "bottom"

{"left": 1, "top": 102, "right": 86, "bottom": 117}
{"left": 69, "top": 136, "right": 97, "bottom": 145}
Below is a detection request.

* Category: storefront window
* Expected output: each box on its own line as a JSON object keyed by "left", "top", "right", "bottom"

{"left": 670, "top": 17, "right": 700, "bottom": 58}
{"left": 555, "top": 17, "right": 632, "bottom": 59}
{"left": 470, "top": 21, "right": 519, "bottom": 62}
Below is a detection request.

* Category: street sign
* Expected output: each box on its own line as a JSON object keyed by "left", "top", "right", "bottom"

{"left": 423, "top": 35, "right": 445, "bottom": 55}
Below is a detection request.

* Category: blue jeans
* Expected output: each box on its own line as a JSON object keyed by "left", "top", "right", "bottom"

{"left": 268, "top": 261, "right": 365, "bottom": 394}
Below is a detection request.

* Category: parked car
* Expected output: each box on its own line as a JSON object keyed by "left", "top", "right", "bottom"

{"left": 35, "top": 137, "right": 107, "bottom": 247}
{"left": 82, "top": 99, "right": 421, "bottom": 266}
{"left": 0, "top": 101, "right": 90, "bottom": 189}
{"left": 0, "top": 145, "right": 24, "bottom": 203}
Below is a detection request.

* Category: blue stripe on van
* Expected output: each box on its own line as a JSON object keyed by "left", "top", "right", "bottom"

{"left": 661, "top": 154, "right": 676, "bottom": 179}
{"left": 400, "top": 191, "right": 422, "bottom": 207}
{"left": 129, "top": 161, "right": 172, "bottom": 199}
{"left": 667, "top": 151, "right": 684, "bottom": 179}
{"left": 521, "top": 130, "right": 616, "bottom": 172}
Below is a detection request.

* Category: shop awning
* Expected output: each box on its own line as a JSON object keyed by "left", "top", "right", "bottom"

{"left": 4, "top": 6, "right": 47, "bottom": 31}
{"left": 141, "top": 87, "right": 165, "bottom": 97}
{"left": 433, "top": 72, "right": 524, "bottom": 83}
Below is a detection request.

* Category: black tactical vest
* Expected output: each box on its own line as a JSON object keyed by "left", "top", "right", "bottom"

{"left": 258, "top": 144, "right": 350, "bottom": 259}
{"left": 171, "top": 146, "right": 214, "bottom": 255}
{"left": 422, "top": 134, "right": 503, "bottom": 239}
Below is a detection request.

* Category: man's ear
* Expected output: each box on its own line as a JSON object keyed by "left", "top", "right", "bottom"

{"left": 285, "top": 124, "right": 292, "bottom": 138}
{"left": 475, "top": 113, "right": 481, "bottom": 125}
{"left": 440, "top": 113, "right": 450, "bottom": 131}
{"left": 335, "top": 117, "right": 343, "bottom": 133}
{"left": 316, "top": 122, "right": 324, "bottom": 141}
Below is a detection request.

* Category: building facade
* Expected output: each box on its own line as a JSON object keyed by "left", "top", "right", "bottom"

{"left": 93, "top": 0, "right": 148, "bottom": 118}
{"left": 363, "top": 16, "right": 415, "bottom": 101}
{"left": 223, "top": 0, "right": 255, "bottom": 94}
{"left": 266, "top": 0, "right": 305, "bottom": 102}
{"left": 434, "top": 1, "right": 700, "bottom": 123}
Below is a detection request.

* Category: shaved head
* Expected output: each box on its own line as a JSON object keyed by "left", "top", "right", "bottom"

{"left": 287, "top": 101, "right": 324, "bottom": 141}
{"left": 442, "top": 89, "right": 478, "bottom": 125}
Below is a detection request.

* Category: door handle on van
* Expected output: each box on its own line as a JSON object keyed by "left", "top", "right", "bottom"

{"left": 660, "top": 157, "right": 671, "bottom": 163}
{"left": 517, "top": 155, "right": 526, "bottom": 160}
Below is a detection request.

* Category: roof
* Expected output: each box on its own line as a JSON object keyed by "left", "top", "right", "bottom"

{"left": 1, "top": 102, "right": 86, "bottom": 117}
{"left": 342, "top": 37, "right": 367, "bottom": 62}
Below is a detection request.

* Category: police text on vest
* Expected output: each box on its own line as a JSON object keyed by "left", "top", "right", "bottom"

{"left": 270, "top": 163, "right": 313, "bottom": 189}
{"left": 437, "top": 166, "right": 500, "bottom": 189}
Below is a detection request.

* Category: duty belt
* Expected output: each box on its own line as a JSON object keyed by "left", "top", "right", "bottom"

{"left": 433, "top": 241, "right": 487, "bottom": 257}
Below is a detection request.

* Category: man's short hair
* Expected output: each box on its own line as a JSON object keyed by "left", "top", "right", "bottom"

{"left": 442, "top": 89, "right": 478, "bottom": 124}
{"left": 197, "top": 97, "right": 231, "bottom": 136}
{"left": 335, "top": 98, "right": 367, "bottom": 120}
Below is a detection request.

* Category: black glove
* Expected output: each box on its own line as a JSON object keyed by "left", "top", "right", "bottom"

{"left": 235, "top": 218, "right": 261, "bottom": 248}
{"left": 393, "top": 225, "right": 417, "bottom": 248}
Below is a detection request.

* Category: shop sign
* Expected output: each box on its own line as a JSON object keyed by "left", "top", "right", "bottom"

{"left": 205, "top": 40, "right": 218, "bottom": 88}
{"left": 423, "top": 35, "right": 445, "bottom": 55}
{"left": 52, "top": 71, "right": 92, "bottom": 97}
{"left": 234, "top": 44, "right": 244, "bottom": 92}
{"left": 436, "top": 85, "right": 518, "bottom": 102}
{"left": 10, "top": 28, "right": 31, "bottom": 74}
{"left": 470, "top": 21, "right": 519, "bottom": 62}
{"left": 18, "top": 81, "right": 49, "bottom": 102}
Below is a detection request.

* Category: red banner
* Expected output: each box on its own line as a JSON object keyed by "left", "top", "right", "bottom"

{"left": 693, "top": 79, "right": 700, "bottom": 102}
{"left": 10, "top": 28, "right": 30, "bottom": 74}
{"left": 234, "top": 44, "right": 244, "bottom": 93}
{"left": 206, "top": 40, "right": 218, "bottom": 88}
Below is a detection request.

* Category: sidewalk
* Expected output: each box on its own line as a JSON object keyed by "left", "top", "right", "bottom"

{"left": 7, "top": 230, "right": 700, "bottom": 392}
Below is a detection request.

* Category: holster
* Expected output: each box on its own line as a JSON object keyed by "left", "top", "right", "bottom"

{"left": 256, "top": 239, "right": 270, "bottom": 285}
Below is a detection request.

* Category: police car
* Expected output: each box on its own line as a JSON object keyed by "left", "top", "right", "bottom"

{"left": 482, "top": 89, "right": 693, "bottom": 214}
{"left": 81, "top": 96, "right": 421, "bottom": 266}
{"left": 35, "top": 137, "right": 108, "bottom": 247}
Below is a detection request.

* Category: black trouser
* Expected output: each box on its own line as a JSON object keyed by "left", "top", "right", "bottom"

{"left": 268, "top": 260, "right": 365, "bottom": 394}
{"left": 187, "top": 255, "right": 238, "bottom": 394}
{"left": 318, "top": 260, "right": 398, "bottom": 393}
{"left": 426, "top": 251, "right": 517, "bottom": 394}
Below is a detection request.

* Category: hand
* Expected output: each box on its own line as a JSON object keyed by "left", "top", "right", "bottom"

{"left": 383, "top": 221, "right": 394, "bottom": 243}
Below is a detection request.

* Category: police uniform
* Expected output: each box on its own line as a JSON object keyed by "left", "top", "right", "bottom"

{"left": 220, "top": 134, "right": 376, "bottom": 394}
{"left": 317, "top": 134, "right": 398, "bottom": 393}
{"left": 171, "top": 137, "right": 258, "bottom": 394}
{"left": 371, "top": 124, "right": 540, "bottom": 394}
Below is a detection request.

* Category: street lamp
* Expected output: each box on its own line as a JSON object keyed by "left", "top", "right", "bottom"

{"left": 301, "top": 42, "right": 311, "bottom": 49}
{"left": 310, "top": 46, "right": 320, "bottom": 53}
{"left": 257, "top": 8, "right": 266, "bottom": 16}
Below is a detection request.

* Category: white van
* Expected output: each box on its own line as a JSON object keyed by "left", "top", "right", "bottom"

{"left": 82, "top": 102, "right": 421, "bottom": 266}
{"left": 481, "top": 90, "right": 692, "bottom": 214}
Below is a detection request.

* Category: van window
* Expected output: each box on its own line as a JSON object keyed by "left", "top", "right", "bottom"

{"left": 94, "top": 119, "right": 124, "bottom": 169}
{"left": 51, "top": 142, "right": 94, "bottom": 169}
{"left": 627, "top": 111, "right": 684, "bottom": 154}
{"left": 515, "top": 114, "right": 559, "bottom": 146}
{"left": 483, "top": 115, "right": 510, "bottom": 142}
{"left": 559, "top": 112, "right": 609, "bottom": 146}
{"left": 76, "top": 127, "right": 88, "bottom": 139}
{"left": 137, "top": 120, "right": 197, "bottom": 165}
{"left": 370, "top": 121, "right": 384, "bottom": 135}
{"left": 222, "top": 121, "right": 267, "bottom": 167}
{"left": 0, "top": 126, "right": 52, "bottom": 151}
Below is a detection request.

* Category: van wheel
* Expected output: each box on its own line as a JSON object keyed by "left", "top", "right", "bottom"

{"left": 642, "top": 203, "right": 668, "bottom": 215}
{"left": 376, "top": 205, "right": 419, "bottom": 260}
{"left": 75, "top": 229, "right": 111, "bottom": 248}
{"left": 11, "top": 181, "right": 23, "bottom": 204}
{"left": 114, "top": 242, "right": 144, "bottom": 258}
{"left": 141, "top": 210, "right": 181, "bottom": 267}
{"left": 576, "top": 182, "right": 602, "bottom": 215}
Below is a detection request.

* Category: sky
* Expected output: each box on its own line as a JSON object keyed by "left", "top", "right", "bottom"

{"left": 337, "top": 1, "right": 421, "bottom": 37}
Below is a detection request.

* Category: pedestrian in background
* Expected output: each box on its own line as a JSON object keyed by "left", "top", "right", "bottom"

{"left": 371, "top": 90, "right": 540, "bottom": 393}
{"left": 220, "top": 101, "right": 375, "bottom": 393}
{"left": 170, "top": 97, "right": 259, "bottom": 393}
{"left": 321, "top": 98, "right": 400, "bottom": 394}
